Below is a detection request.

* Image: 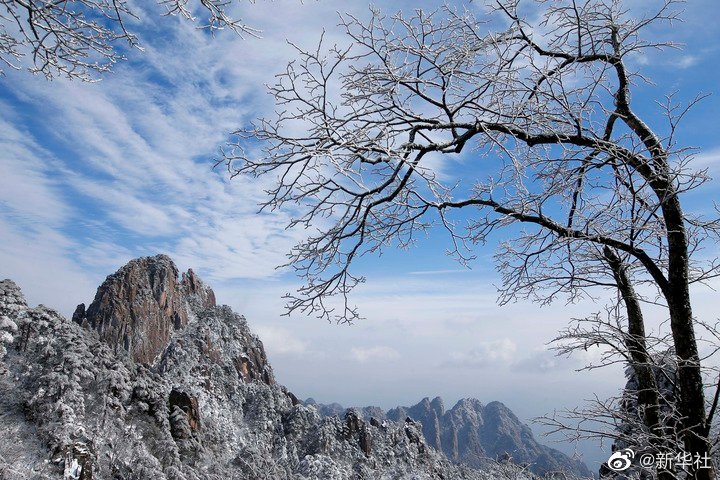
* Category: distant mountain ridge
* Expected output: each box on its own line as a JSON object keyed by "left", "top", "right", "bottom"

{"left": 306, "top": 396, "right": 591, "bottom": 478}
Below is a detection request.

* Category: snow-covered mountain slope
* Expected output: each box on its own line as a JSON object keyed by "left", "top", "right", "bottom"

{"left": 0, "top": 255, "right": 539, "bottom": 480}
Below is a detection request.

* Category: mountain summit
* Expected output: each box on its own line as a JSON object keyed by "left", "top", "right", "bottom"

{"left": 72, "top": 255, "right": 217, "bottom": 365}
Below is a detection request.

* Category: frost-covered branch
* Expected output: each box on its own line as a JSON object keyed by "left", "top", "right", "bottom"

{"left": 0, "top": 0, "right": 259, "bottom": 79}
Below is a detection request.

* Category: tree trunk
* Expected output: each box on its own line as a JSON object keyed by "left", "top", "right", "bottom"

{"left": 662, "top": 196, "right": 714, "bottom": 480}
{"left": 604, "top": 247, "right": 674, "bottom": 480}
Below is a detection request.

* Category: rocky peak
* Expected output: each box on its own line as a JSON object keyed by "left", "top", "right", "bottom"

{"left": 430, "top": 396, "right": 445, "bottom": 416}
{"left": 482, "top": 401, "right": 519, "bottom": 429}
{"left": 0, "top": 279, "right": 28, "bottom": 316}
{"left": 181, "top": 268, "right": 216, "bottom": 308}
{"left": 451, "top": 398, "right": 485, "bottom": 415}
{"left": 0, "top": 280, "right": 25, "bottom": 361}
{"left": 73, "top": 254, "right": 216, "bottom": 365}
{"left": 410, "top": 397, "right": 444, "bottom": 451}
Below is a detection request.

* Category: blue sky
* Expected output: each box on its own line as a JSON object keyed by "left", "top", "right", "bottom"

{"left": 1, "top": 0, "right": 719, "bottom": 470}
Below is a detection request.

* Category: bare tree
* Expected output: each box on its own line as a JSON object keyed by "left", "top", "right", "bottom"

{"left": 224, "top": 1, "right": 720, "bottom": 478}
{"left": 0, "top": 0, "right": 258, "bottom": 80}
{"left": 546, "top": 304, "right": 682, "bottom": 479}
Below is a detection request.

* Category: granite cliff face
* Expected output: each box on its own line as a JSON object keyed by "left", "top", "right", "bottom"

{"left": 309, "top": 397, "right": 591, "bottom": 478}
{"left": 72, "top": 255, "right": 217, "bottom": 366}
{"left": 0, "top": 256, "right": 519, "bottom": 480}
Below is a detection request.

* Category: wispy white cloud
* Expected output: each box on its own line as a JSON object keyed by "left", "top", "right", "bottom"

{"left": 0, "top": 216, "right": 99, "bottom": 315}
{"left": 678, "top": 55, "right": 700, "bottom": 69}
{"left": 693, "top": 147, "right": 720, "bottom": 175}
{"left": 445, "top": 339, "right": 517, "bottom": 368}
{"left": 512, "top": 348, "right": 560, "bottom": 373}
{"left": 0, "top": 105, "right": 70, "bottom": 228}
{"left": 0, "top": 102, "right": 100, "bottom": 314}
{"left": 350, "top": 346, "right": 400, "bottom": 363}
{"left": 0, "top": 1, "right": 345, "bottom": 287}
{"left": 254, "top": 325, "right": 307, "bottom": 356}
{"left": 407, "top": 268, "right": 474, "bottom": 275}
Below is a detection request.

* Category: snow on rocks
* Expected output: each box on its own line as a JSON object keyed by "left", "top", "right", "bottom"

{"left": 0, "top": 259, "right": 538, "bottom": 480}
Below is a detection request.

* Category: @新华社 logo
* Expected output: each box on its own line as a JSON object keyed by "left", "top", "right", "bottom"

{"left": 606, "top": 448, "right": 635, "bottom": 472}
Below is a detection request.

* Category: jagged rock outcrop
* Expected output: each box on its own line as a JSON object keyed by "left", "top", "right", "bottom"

{"left": 342, "top": 410, "right": 373, "bottom": 457}
{"left": 0, "top": 280, "right": 22, "bottom": 363}
{"left": 305, "top": 397, "right": 345, "bottom": 417}
{"left": 72, "top": 255, "right": 217, "bottom": 366}
{"left": 309, "top": 396, "right": 591, "bottom": 478}
{"left": 0, "top": 258, "right": 511, "bottom": 480}
{"left": 388, "top": 396, "right": 445, "bottom": 452}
